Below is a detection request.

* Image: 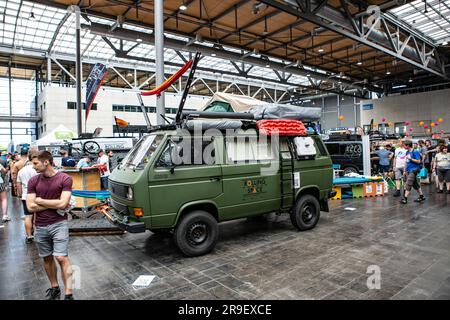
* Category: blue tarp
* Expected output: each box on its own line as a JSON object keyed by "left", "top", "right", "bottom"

{"left": 333, "top": 177, "right": 374, "bottom": 185}
{"left": 72, "top": 190, "right": 110, "bottom": 200}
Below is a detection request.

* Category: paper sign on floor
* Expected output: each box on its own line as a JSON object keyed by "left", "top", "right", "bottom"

{"left": 132, "top": 275, "right": 155, "bottom": 287}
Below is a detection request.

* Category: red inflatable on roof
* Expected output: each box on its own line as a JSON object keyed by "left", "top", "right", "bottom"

{"left": 257, "top": 120, "right": 307, "bottom": 136}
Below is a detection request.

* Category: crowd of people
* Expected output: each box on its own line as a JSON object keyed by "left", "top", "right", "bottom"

{"left": 0, "top": 146, "right": 115, "bottom": 300}
{"left": 371, "top": 138, "right": 450, "bottom": 203}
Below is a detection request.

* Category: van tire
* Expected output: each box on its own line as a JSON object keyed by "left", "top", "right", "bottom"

{"left": 174, "top": 210, "right": 218, "bottom": 257}
{"left": 290, "top": 195, "right": 320, "bottom": 231}
{"left": 343, "top": 166, "right": 358, "bottom": 175}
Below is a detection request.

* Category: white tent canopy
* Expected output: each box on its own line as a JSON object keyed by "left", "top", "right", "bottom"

{"left": 33, "top": 125, "right": 77, "bottom": 146}
{"left": 201, "top": 92, "right": 264, "bottom": 112}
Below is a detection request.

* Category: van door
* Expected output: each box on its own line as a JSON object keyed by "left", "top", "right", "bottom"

{"left": 148, "top": 136, "right": 223, "bottom": 228}
{"left": 217, "top": 135, "right": 280, "bottom": 220}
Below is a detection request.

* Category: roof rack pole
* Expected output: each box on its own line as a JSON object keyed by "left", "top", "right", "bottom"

{"left": 136, "top": 93, "right": 152, "bottom": 130}
{"left": 175, "top": 51, "right": 202, "bottom": 126}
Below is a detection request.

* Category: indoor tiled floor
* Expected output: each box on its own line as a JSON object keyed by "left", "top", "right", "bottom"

{"left": 0, "top": 186, "right": 449, "bottom": 300}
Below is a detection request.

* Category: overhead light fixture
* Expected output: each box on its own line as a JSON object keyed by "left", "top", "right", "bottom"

{"left": 179, "top": 2, "right": 188, "bottom": 11}
{"left": 357, "top": 61, "right": 362, "bottom": 65}
{"left": 442, "top": 41, "right": 448, "bottom": 46}
{"left": 136, "top": 38, "right": 142, "bottom": 42}
{"left": 386, "top": 70, "right": 391, "bottom": 75}
{"left": 408, "top": 78, "right": 413, "bottom": 82}
{"left": 211, "top": 52, "right": 216, "bottom": 57}
{"left": 306, "top": 73, "right": 311, "bottom": 77}
{"left": 265, "top": 63, "right": 270, "bottom": 68}
{"left": 318, "top": 47, "right": 324, "bottom": 53}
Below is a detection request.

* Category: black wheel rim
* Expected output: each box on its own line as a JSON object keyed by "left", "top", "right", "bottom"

{"left": 186, "top": 222, "right": 208, "bottom": 246}
{"left": 301, "top": 201, "right": 316, "bottom": 224}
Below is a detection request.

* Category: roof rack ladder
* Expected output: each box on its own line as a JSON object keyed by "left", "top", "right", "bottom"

{"left": 279, "top": 140, "right": 295, "bottom": 212}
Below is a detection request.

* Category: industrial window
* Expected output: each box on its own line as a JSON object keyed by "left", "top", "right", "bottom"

{"left": 394, "top": 122, "right": 406, "bottom": 135}
{"left": 67, "top": 102, "right": 97, "bottom": 110}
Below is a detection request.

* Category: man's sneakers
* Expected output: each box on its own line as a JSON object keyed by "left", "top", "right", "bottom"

{"left": 2, "top": 215, "right": 10, "bottom": 223}
{"left": 437, "top": 189, "right": 444, "bottom": 193}
{"left": 414, "top": 195, "right": 426, "bottom": 203}
{"left": 400, "top": 198, "right": 408, "bottom": 204}
{"left": 393, "top": 190, "right": 401, "bottom": 197}
{"left": 26, "top": 236, "right": 34, "bottom": 244}
{"left": 64, "top": 294, "right": 74, "bottom": 300}
{"left": 45, "top": 287, "right": 61, "bottom": 300}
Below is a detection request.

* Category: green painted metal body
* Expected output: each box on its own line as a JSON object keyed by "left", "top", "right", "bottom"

{"left": 108, "top": 130, "right": 333, "bottom": 230}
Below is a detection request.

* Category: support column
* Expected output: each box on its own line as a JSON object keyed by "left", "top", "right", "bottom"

{"left": 155, "top": 0, "right": 165, "bottom": 125}
{"left": 47, "top": 56, "right": 51, "bottom": 84}
{"left": 8, "top": 65, "right": 12, "bottom": 141}
{"left": 69, "top": 5, "right": 82, "bottom": 136}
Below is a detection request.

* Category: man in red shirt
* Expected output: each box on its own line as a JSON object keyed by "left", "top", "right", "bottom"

{"left": 26, "top": 151, "right": 74, "bottom": 300}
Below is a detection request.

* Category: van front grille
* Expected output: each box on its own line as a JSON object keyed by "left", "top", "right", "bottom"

{"left": 109, "top": 180, "right": 127, "bottom": 199}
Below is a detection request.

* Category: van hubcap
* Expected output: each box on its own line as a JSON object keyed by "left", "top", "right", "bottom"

{"left": 302, "top": 202, "right": 315, "bottom": 223}
{"left": 187, "top": 223, "right": 208, "bottom": 246}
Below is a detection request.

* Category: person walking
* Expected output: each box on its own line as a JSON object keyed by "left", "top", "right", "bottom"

{"left": 392, "top": 141, "right": 407, "bottom": 197}
{"left": 0, "top": 162, "right": 9, "bottom": 222}
{"left": 12, "top": 148, "right": 28, "bottom": 198}
{"left": 401, "top": 141, "right": 426, "bottom": 204}
{"left": 26, "top": 151, "right": 74, "bottom": 300}
{"left": 17, "top": 151, "right": 38, "bottom": 243}
{"left": 434, "top": 145, "right": 450, "bottom": 194}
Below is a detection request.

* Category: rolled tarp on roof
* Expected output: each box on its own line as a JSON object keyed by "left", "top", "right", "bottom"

{"left": 201, "top": 92, "right": 265, "bottom": 112}
{"left": 249, "top": 103, "right": 322, "bottom": 121}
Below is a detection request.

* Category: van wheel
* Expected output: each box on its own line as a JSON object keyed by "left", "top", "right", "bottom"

{"left": 343, "top": 166, "right": 358, "bottom": 175}
{"left": 174, "top": 210, "right": 218, "bottom": 257}
{"left": 290, "top": 195, "right": 320, "bottom": 231}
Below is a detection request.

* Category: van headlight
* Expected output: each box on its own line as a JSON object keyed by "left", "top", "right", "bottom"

{"left": 126, "top": 187, "right": 133, "bottom": 200}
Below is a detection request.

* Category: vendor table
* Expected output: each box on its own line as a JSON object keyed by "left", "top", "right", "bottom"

{"left": 60, "top": 167, "right": 102, "bottom": 211}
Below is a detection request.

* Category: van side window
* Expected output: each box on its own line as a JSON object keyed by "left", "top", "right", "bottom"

{"left": 314, "top": 138, "right": 329, "bottom": 156}
{"left": 156, "top": 138, "right": 216, "bottom": 167}
{"left": 325, "top": 143, "right": 340, "bottom": 155}
{"left": 225, "top": 137, "right": 279, "bottom": 164}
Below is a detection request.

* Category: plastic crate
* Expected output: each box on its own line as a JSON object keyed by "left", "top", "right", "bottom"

{"left": 363, "top": 182, "right": 377, "bottom": 197}
{"left": 331, "top": 186, "right": 342, "bottom": 200}
{"left": 351, "top": 184, "right": 364, "bottom": 198}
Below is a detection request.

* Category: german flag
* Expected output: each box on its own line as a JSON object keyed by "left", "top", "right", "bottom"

{"left": 114, "top": 116, "right": 129, "bottom": 128}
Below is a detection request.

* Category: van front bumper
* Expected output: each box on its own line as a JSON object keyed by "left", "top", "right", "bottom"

{"left": 97, "top": 204, "right": 146, "bottom": 233}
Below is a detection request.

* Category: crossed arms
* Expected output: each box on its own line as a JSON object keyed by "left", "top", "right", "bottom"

{"left": 26, "top": 191, "right": 72, "bottom": 213}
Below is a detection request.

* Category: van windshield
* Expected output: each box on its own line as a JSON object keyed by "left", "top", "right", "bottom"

{"left": 120, "top": 134, "right": 163, "bottom": 169}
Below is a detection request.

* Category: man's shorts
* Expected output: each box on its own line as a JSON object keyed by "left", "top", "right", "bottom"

{"left": 35, "top": 220, "right": 69, "bottom": 258}
{"left": 405, "top": 170, "right": 420, "bottom": 191}
{"left": 395, "top": 167, "right": 405, "bottom": 180}
{"left": 378, "top": 165, "right": 390, "bottom": 173}
{"left": 437, "top": 169, "right": 450, "bottom": 183}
